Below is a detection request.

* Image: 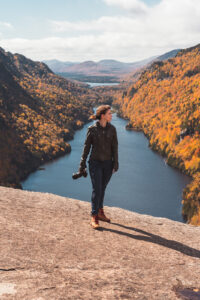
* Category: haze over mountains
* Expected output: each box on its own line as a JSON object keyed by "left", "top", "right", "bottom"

{"left": 44, "top": 57, "right": 155, "bottom": 75}
{"left": 44, "top": 49, "right": 180, "bottom": 81}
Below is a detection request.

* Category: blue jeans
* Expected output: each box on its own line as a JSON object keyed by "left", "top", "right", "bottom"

{"left": 88, "top": 159, "right": 113, "bottom": 216}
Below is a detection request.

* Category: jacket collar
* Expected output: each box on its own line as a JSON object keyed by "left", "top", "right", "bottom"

{"left": 95, "top": 120, "right": 110, "bottom": 129}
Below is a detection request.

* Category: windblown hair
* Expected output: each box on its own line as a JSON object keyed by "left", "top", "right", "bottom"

{"left": 89, "top": 105, "right": 111, "bottom": 120}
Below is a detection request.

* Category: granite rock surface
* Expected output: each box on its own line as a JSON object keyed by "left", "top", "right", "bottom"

{"left": 0, "top": 186, "right": 200, "bottom": 299}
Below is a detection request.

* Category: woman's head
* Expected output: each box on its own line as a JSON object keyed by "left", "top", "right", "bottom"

{"left": 89, "top": 105, "right": 112, "bottom": 122}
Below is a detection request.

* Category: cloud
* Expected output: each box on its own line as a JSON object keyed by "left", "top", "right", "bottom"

{"left": 103, "top": 0, "right": 148, "bottom": 14}
{"left": 0, "top": 21, "right": 13, "bottom": 37}
{"left": 51, "top": 18, "right": 107, "bottom": 33}
{"left": 50, "top": 17, "right": 139, "bottom": 34}
{"left": 0, "top": 22, "right": 13, "bottom": 29}
{"left": 1, "top": 0, "right": 200, "bottom": 62}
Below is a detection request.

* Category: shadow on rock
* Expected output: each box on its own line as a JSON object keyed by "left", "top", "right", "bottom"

{"left": 100, "top": 222, "right": 200, "bottom": 259}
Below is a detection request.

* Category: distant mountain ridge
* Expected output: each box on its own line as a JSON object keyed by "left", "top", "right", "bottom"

{"left": 155, "top": 49, "right": 181, "bottom": 61}
{"left": 44, "top": 49, "right": 180, "bottom": 80}
{"left": 44, "top": 57, "right": 157, "bottom": 76}
{"left": 44, "top": 58, "right": 156, "bottom": 76}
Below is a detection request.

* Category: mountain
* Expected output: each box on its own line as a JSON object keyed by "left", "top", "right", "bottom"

{"left": 113, "top": 43, "right": 200, "bottom": 225}
{"left": 121, "top": 49, "right": 181, "bottom": 85}
{"left": 43, "top": 57, "right": 157, "bottom": 80}
{"left": 42, "top": 59, "right": 76, "bottom": 72}
{"left": 0, "top": 47, "right": 100, "bottom": 188}
{"left": 44, "top": 50, "right": 179, "bottom": 82}
{"left": 155, "top": 49, "right": 181, "bottom": 61}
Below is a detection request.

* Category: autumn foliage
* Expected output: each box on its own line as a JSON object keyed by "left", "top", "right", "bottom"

{"left": 113, "top": 44, "right": 200, "bottom": 225}
{"left": 0, "top": 47, "right": 100, "bottom": 187}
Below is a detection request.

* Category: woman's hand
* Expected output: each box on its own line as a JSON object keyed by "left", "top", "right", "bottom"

{"left": 112, "top": 169, "right": 116, "bottom": 174}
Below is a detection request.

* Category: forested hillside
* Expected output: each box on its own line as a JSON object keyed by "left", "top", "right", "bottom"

{"left": 113, "top": 44, "right": 200, "bottom": 225}
{"left": 0, "top": 47, "right": 100, "bottom": 188}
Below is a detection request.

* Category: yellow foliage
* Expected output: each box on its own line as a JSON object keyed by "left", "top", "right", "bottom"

{"left": 113, "top": 45, "right": 200, "bottom": 225}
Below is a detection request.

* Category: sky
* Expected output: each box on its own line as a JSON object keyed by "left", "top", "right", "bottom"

{"left": 0, "top": 0, "right": 200, "bottom": 62}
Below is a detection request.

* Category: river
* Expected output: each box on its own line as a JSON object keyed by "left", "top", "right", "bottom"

{"left": 21, "top": 105, "right": 192, "bottom": 223}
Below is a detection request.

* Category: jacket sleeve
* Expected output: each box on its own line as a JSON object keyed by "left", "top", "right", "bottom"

{"left": 79, "top": 127, "right": 92, "bottom": 171}
{"left": 111, "top": 127, "right": 119, "bottom": 171}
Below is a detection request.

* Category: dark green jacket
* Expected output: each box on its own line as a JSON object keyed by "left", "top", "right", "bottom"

{"left": 79, "top": 120, "right": 119, "bottom": 171}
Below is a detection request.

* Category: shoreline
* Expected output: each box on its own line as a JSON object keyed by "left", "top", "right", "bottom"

{"left": 117, "top": 109, "right": 192, "bottom": 179}
{"left": 115, "top": 108, "right": 197, "bottom": 225}
{"left": 3, "top": 105, "right": 196, "bottom": 225}
{"left": 2, "top": 119, "right": 93, "bottom": 190}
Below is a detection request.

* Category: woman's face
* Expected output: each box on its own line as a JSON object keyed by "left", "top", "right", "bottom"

{"left": 102, "top": 109, "right": 112, "bottom": 122}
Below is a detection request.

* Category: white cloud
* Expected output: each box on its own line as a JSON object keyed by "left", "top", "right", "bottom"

{"left": 103, "top": 0, "right": 148, "bottom": 13}
{"left": 0, "top": 21, "right": 13, "bottom": 37}
{"left": 0, "top": 21, "right": 13, "bottom": 29}
{"left": 51, "top": 18, "right": 108, "bottom": 33}
{"left": 1, "top": 0, "right": 200, "bottom": 62}
{"left": 50, "top": 17, "right": 139, "bottom": 34}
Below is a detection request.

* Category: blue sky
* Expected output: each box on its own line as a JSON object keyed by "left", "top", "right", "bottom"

{"left": 0, "top": 0, "right": 200, "bottom": 62}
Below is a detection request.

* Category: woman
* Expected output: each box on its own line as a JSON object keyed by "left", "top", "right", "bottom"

{"left": 79, "top": 104, "right": 119, "bottom": 229}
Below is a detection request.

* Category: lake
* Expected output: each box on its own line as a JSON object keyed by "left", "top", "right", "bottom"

{"left": 21, "top": 107, "right": 192, "bottom": 223}
{"left": 86, "top": 82, "right": 119, "bottom": 87}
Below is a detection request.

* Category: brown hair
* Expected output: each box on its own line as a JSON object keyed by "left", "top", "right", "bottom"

{"left": 89, "top": 104, "right": 111, "bottom": 120}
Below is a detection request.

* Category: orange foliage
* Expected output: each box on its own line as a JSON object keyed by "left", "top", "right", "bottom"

{"left": 113, "top": 44, "right": 200, "bottom": 225}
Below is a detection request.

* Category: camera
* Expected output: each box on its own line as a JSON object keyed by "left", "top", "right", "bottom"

{"left": 72, "top": 168, "right": 88, "bottom": 179}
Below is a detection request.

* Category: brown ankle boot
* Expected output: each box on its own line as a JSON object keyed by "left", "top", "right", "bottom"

{"left": 98, "top": 208, "right": 111, "bottom": 223}
{"left": 90, "top": 214, "right": 100, "bottom": 229}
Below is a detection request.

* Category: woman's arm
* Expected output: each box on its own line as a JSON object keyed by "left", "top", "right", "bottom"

{"left": 79, "top": 128, "right": 92, "bottom": 171}
{"left": 111, "top": 127, "right": 119, "bottom": 172}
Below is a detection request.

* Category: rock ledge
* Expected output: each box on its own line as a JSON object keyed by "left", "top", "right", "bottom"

{"left": 0, "top": 186, "right": 200, "bottom": 299}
